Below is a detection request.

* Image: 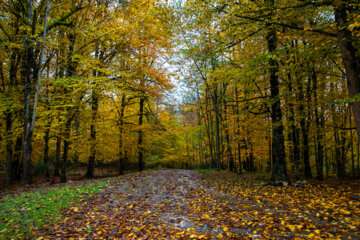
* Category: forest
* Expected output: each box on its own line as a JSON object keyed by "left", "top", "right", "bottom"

{"left": 0, "top": 0, "right": 359, "bottom": 239}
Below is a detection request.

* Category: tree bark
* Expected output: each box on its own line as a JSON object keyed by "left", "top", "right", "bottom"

{"left": 61, "top": 112, "right": 72, "bottom": 183}
{"left": 43, "top": 121, "right": 50, "bottom": 179}
{"left": 223, "top": 84, "right": 235, "bottom": 171}
{"left": 138, "top": 95, "right": 145, "bottom": 171}
{"left": 54, "top": 133, "right": 61, "bottom": 177}
{"left": 212, "top": 86, "right": 221, "bottom": 169}
{"left": 334, "top": 0, "right": 360, "bottom": 139}
{"left": 21, "top": 0, "right": 35, "bottom": 184}
{"left": 43, "top": 81, "right": 51, "bottom": 179}
{"left": 118, "top": 94, "right": 126, "bottom": 175}
{"left": 5, "top": 110, "right": 14, "bottom": 185}
{"left": 61, "top": 30, "right": 76, "bottom": 181}
{"left": 86, "top": 90, "right": 98, "bottom": 178}
{"left": 312, "top": 68, "right": 324, "bottom": 180}
{"left": 267, "top": 0, "right": 288, "bottom": 183}
{"left": 204, "top": 86, "right": 214, "bottom": 167}
{"left": 234, "top": 82, "right": 242, "bottom": 174}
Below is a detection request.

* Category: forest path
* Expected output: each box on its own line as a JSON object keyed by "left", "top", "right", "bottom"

{"left": 35, "top": 169, "right": 359, "bottom": 239}
{"left": 36, "top": 170, "right": 222, "bottom": 239}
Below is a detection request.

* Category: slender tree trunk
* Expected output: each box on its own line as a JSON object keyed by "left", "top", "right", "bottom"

{"left": 72, "top": 105, "right": 80, "bottom": 163}
{"left": 312, "top": 68, "right": 324, "bottom": 180}
{"left": 43, "top": 82, "right": 51, "bottom": 179}
{"left": 13, "top": 136, "right": 22, "bottom": 180}
{"left": 5, "top": 46, "right": 19, "bottom": 185}
{"left": 61, "top": 113, "right": 72, "bottom": 183}
{"left": 21, "top": 0, "right": 34, "bottom": 184}
{"left": 339, "top": 117, "right": 347, "bottom": 178}
{"left": 54, "top": 133, "right": 61, "bottom": 177}
{"left": 204, "top": 87, "right": 214, "bottom": 167}
{"left": 350, "top": 115, "right": 355, "bottom": 177}
{"left": 43, "top": 123, "right": 50, "bottom": 179}
{"left": 303, "top": 71, "right": 313, "bottom": 178}
{"left": 233, "top": 82, "right": 242, "bottom": 174}
{"left": 86, "top": 45, "right": 100, "bottom": 178}
{"left": 61, "top": 31, "right": 76, "bottom": 181}
{"left": 195, "top": 81, "right": 204, "bottom": 166}
{"left": 331, "top": 84, "right": 346, "bottom": 178}
{"left": 5, "top": 110, "right": 14, "bottom": 185}
{"left": 223, "top": 86, "right": 234, "bottom": 171}
{"left": 118, "top": 94, "right": 126, "bottom": 175}
{"left": 267, "top": 0, "right": 288, "bottom": 183}
{"left": 287, "top": 69, "right": 301, "bottom": 179}
{"left": 138, "top": 95, "right": 145, "bottom": 171}
{"left": 86, "top": 91, "right": 98, "bottom": 178}
{"left": 212, "top": 86, "right": 221, "bottom": 169}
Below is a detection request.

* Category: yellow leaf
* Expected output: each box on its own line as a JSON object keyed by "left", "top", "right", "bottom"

{"left": 339, "top": 209, "right": 351, "bottom": 215}
{"left": 70, "top": 207, "right": 79, "bottom": 212}
{"left": 287, "top": 225, "right": 296, "bottom": 232}
{"left": 222, "top": 226, "right": 229, "bottom": 232}
{"left": 308, "top": 233, "right": 315, "bottom": 238}
{"left": 202, "top": 213, "right": 210, "bottom": 220}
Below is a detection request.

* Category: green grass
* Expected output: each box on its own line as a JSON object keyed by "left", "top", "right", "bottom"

{"left": 0, "top": 180, "right": 108, "bottom": 239}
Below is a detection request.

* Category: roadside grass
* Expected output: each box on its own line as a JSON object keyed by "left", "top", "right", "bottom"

{"left": 0, "top": 180, "right": 108, "bottom": 239}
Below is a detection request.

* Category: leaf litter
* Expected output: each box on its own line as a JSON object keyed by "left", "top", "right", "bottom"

{"left": 34, "top": 170, "right": 359, "bottom": 239}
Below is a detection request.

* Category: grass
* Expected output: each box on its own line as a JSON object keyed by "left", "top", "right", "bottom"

{"left": 0, "top": 180, "right": 108, "bottom": 239}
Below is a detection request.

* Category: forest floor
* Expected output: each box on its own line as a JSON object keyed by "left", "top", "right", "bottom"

{"left": 30, "top": 169, "right": 359, "bottom": 240}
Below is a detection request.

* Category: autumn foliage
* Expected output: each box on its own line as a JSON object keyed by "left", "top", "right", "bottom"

{"left": 0, "top": 0, "right": 359, "bottom": 239}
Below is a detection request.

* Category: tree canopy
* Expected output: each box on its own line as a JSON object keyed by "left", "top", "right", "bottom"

{"left": 0, "top": 0, "right": 359, "bottom": 184}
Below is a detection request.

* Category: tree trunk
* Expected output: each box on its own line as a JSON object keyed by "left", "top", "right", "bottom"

{"left": 223, "top": 86, "right": 234, "bottom": 171}
{"left": 233, "top": 81, "right": 242, "bottom": 174}
{"left": 13, "top": 136, "right": 22, "bottom": 181}
{"left": 350, "top": 112, "right": 355, "bottom": 177}
{"left": 118, "top": 94, "right": 126, "bottom": 175}
{"left": 212, "top": 86, "right": 221, "bottom": 169}
{"left": 21, "top": 0, "right": 50, "bottom": 184}
{"left": 61, "top": 30, "right": 76, "bottom": 181}
{"left": 334, "top": 0, "right": 360, "bottom": 139}
{"left": 5, "top": 44, "right": 19, "bottom": 185}
{"left": 138, "top": 96, "right": 145, "bottom": 171}
{"left": 286, "top": 69, "right": 301, "bottom": 179}
{"left": 204, "top": 86, "right": 214, "bottom": 167}
{"left": 43, "top": 82, "right": 51, "bottom": 179}
{"left": 21, "top": 0, "right": 35, "bottom": 184}
{"left": 61, "top": 112, "right": 72, "bottom": 183}
{"left": 86, "top": 91, "right": 98, "bottom": 178}
{"left": 267, "top": 0, "right": 288, "bottom": 183}
{"left": 312, "top": 68, "right": 324, "bottom": 180}
{"left": 54, "top": 133, "right": 61, "bottom": 177}
{"left": 72, "top": 105, "right": 80, "bottom": 163}
{"left": 357, "top": 139, "right": 360, "bottom": 177}
{"left": 5, "top": 111, "right": 14, "bottom": 185}
{"left": 331, "top": 84, "right": 346, "bottom": 178}
{"left": 43, "top": 122, "right": 50, "bottom": 179}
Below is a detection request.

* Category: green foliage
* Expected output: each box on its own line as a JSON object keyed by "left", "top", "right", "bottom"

{"left": 334, "top": 93, "right": 360, "bottom": 105}
{"left": 0, "top": 180, "right": 108, "bottom": 239}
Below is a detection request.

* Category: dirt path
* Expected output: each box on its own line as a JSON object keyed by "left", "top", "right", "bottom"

{"left": 37, "top": 170, "right": 211, "bottom": 239}
{"left": 35, "top": 170, "right": 359, "bottom": 239}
